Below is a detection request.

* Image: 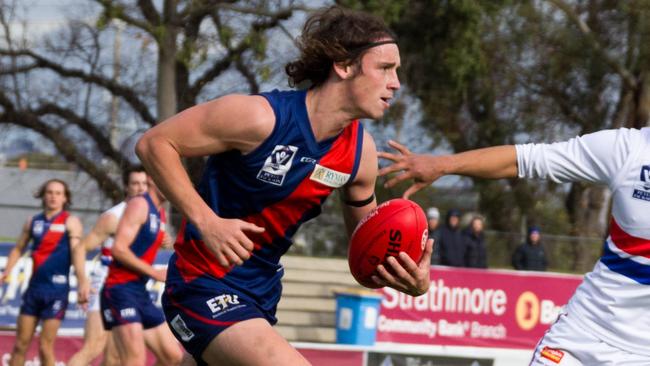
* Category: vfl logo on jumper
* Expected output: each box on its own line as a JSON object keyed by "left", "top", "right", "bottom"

{"left": 632, "top": 165, "right": 650, "bottom": 202}
{"left": 257, "top": 145, "right": 298, "bottom": 186}
{"left": 149, "top": 214, "right": 159, "bottom": 233}
{"left": 310, "top": 164, "right": 350, "bottom": 188}
{"left": 171, "top": 315, "right": 195, "bottom": 341}
{"left": 33, "top": 220, "right": 44, "bottom": 236}
{"left": 206, "top": 294, "right": 242, "bottom": 317}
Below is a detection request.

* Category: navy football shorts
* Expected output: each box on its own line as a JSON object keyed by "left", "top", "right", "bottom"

{"left": 100, "top": 282, "right": 165, "bottom": 330}
{"left": 20, "top": 286, "right": 68, "bottom": 320}
{"left": 162, "top": 261, "right": 277, "bottom": 365}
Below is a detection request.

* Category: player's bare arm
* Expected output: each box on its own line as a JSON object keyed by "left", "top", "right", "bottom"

{"left": 341, "top": 131, "right": 379, "bottom": 236}
{"left": 0, "top": 217, "right": 31, "bottom": 285}
{"left": 378, "top": 140, "right": 518, "bottom": 198}
{"left": 68, "top": 215, "right": 88, "bottom": 305}
{"left": 137, "top": 95, "right": 272, "bottom": 267}
{"left": 81, "top": 212, "right": 118, "bottom": 252}
{"left": 111, "top": 197, "right": 165, "bottom": 282}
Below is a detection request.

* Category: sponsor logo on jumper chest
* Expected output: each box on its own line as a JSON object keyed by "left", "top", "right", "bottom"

{"left": 257, "top": 145, "right": 298, "bottom": 186}
{"left": 310, "top": 164, "right": 350, "bottom": 188}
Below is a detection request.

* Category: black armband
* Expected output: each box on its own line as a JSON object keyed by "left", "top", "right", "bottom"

{"left": 343, "top": 193, "right": 376, "bottom": 207}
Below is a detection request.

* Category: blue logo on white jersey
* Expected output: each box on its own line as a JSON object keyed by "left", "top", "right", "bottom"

{"left": 632, "top": 165, "right": 650, "bottom": 201}
{"left": 257, "top": 145, "right": 298, "bottom": 186}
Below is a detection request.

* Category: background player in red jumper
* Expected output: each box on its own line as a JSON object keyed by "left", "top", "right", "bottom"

{"left": 1, "top": 179, "right": 88, "bottom": 366}
{"left": 100, "top": 175, "right": 182, "bottom": 366}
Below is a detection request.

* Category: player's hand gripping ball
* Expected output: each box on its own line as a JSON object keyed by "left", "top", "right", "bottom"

{"left": 348, "top": 199, "right": 428, "bottom": 288}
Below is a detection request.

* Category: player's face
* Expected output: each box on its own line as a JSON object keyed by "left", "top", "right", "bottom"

{"left": 43, "top": 181, "right": 67, "bottom": 211}
{"left": 349, "top": 41, "right": 401, "bottom": 119}
{"left": 126, "top": 172, "right": 148, "bottom": 198}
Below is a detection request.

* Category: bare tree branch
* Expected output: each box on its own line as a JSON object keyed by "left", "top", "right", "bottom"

{"left": 137, "top": 0, "right": 161, "bottom": 25}
{"left": 0, "top": 1, "right": 23, "bottom": 109}
{"left": 188, "top": 9, "right": 293, "bottom": 98}
{"left": 235, "top": 58, "right": 259, "bottom": 93}
{"left": 547, "top": 0, "right": 637, "bottom": 89}
{"left": 0, "top": 64, "right": 38, "bottom": 75}
{"left": 95, "top": 0, "right": 153, "bottom": 33}
{"left": 0, "top": 48, "right": 157, "bottom": 125}
{"left": 0, "top": 93, "right": 123, "bottom": 202}
{"left": 32, "top": 103, "right": 130, "bottom": 165}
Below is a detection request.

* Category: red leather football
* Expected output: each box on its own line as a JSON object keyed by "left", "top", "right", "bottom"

{"left": 348, "top": 199, "right": 428, "bottom": 288}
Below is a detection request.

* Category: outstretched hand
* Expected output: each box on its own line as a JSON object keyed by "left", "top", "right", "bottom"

{"left": 378, "top": 140, "right": 445, "bottom": 199}
{"left": 371, "top": 238, "right": 433, "bottom": 296}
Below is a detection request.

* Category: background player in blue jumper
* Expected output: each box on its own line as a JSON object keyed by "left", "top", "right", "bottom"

{"left": 68, "top": 165, "right": 148, "bottom": 366}
{"left": 137, "top": 6, "right": 433, "bottom": 366}
{"left": 100, "top": 175, "right": 182, "bottom": 366}
{"left": 1, "top": 179, "right": 88, "bottom": 366}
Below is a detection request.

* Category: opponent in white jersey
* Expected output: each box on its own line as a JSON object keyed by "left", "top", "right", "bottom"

{"left": 378, "top": 128, "right": 650, "bottom": 365}
{"left": 68, "top": 166, "right": 147, "bottom": 366}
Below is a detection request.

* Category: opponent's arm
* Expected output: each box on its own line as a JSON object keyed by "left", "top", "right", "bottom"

{"left": 0, "top": 217, "right": 31, "bottom": 285}
{"left": 82, "top": 212, "right": 118, "bottom": 252}
{"left": 379, "top": 141, "right": 517, "bottom": 198}
{"left": 136, "top": 95, "right": 271, "bottom": 267}
{"left": 68, "top": 216, "right": 88, "bottom": 305}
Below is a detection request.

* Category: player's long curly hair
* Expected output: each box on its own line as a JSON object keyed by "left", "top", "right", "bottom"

{"left": 285, "top": 6, "right": 396, "bottom": 88}
{"left": 35, "top": 179, "right": 72, "bottom": 210}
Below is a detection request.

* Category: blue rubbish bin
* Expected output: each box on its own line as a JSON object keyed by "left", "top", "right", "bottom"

{"left": 334, "top": 289, "right": 383, "bottom": 345}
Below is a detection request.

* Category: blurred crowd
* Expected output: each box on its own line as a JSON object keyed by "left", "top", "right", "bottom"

{"left": 427, "top": 207, "right": 547, "bottom": 271}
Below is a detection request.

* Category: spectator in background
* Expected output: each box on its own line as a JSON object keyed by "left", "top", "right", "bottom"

{"left": 512, "top": 226, "right": 548, "bottom": 271}
{"left": 464, "top": 216, "right": 487, "bottom": 268}
{"left": 438, "top": 209, "right": 465, "bottom": 267}
{"left": 427, "top": 207, "right": 442, "bottom": 264}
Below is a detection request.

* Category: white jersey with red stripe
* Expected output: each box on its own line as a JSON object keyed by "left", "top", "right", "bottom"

{"left": 99, "top": 201, "right": 127, "bottom": 265}
{"left": 516, "top": 127, "right": 650, "bottom": 356}
{"left": 88, "top": 201, "right": 127, "bottom": 312}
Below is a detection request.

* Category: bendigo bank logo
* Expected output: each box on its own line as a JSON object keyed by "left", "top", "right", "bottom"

{"left": 515, "top": 291, "right": 562, "bottom": 330}
{"left": 257, "top": 145, "right": 298, "bottom": 186}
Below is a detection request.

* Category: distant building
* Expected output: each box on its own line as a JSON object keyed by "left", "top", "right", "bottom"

{"left": 0, "top": 167, "right": 115, "bottom": 239}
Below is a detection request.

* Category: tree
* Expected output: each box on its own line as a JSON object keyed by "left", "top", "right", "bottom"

{"left": 342, "top": 0, "right": 650, "bottom": 271}
{"left": 0, "top": 0, "right": 307, "bottom": 202}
